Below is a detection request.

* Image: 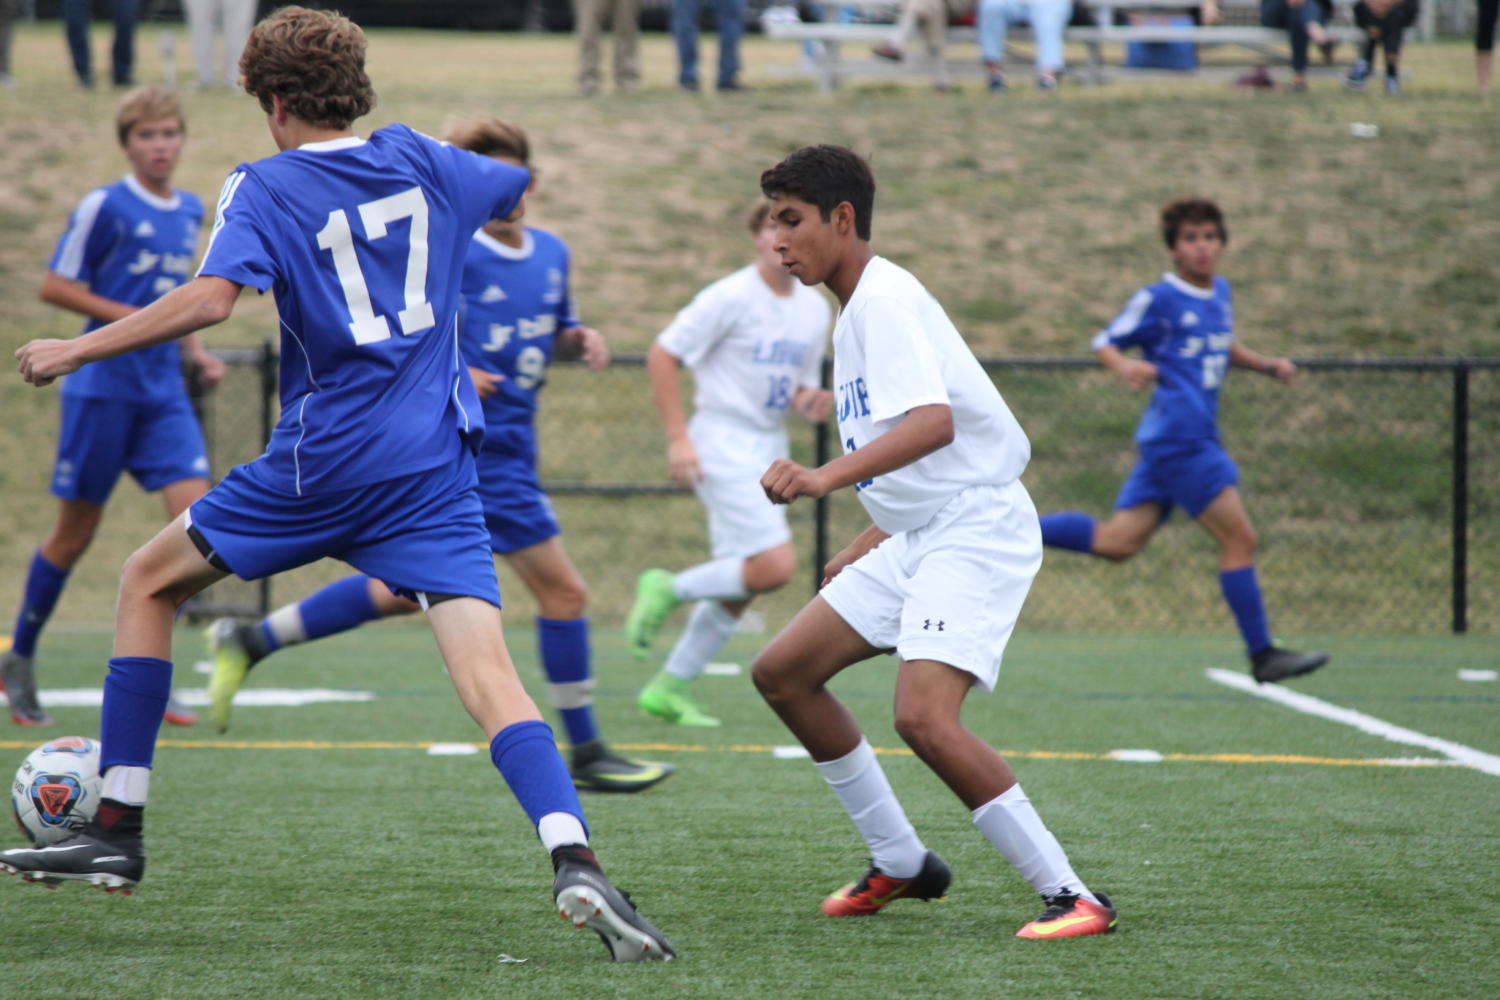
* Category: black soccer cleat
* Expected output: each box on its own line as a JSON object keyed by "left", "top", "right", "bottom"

{"left": 552, "top": 850, "right": 676, "bottom": 962}
{"left": 1250, "top": 646, "right": 1330, "bottom": 684}
{"left": 820, "top": 850, "right": 951, "bottom": 916}
{"left": 569, "top": 739, "right": 676, "bottom": 794}
{"left": 0, "top": 825, "right": 144, "bottom": 894}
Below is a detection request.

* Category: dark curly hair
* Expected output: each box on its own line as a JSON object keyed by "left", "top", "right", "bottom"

{"left": 1161, "top": 197, "right": 1228, "bottom": 248}
{"left": 240, "top": 7, "right": 376, "bottom": 131}
{"left": 760, "top": 145, "right": 876, "bottom": 241}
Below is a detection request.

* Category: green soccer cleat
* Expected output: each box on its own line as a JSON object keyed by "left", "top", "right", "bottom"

{"left": 569, "top": 739, "right": 676, "bottom": 793}
{"left": 624, "top": 570, "right": 681, "bottom": 661}
{"left": 638, "top": 673, "right": 721, "bottom": 727}
{"left": 205, "top": 618, "right": 254, "bottom": 733}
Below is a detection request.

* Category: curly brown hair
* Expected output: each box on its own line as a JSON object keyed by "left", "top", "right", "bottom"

{"left": 1160, "top": 197, "right": 1228, "bottom": 249}
{"left": 240, "top": 6, "right": 376, "bottom": 130}
{"left": 441, "top": 115, "right": 531, "bottom": 165}
{"left": 115, "top": 85, "right": 184, "bottom": 146}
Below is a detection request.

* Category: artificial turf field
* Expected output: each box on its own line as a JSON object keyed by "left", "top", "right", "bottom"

{"left": 1, "top": 624, "right": 1496, "bottom": 999}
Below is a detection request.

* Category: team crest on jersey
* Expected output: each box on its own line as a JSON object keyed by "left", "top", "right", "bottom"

{"left": 480, "top": 284, "right": 507, "bottom": 303}
{"left": 543, "top": 268, "right": 563, "bottom": 305}
{"left": 135, "top": 220, "right": 156, "bottom": 238}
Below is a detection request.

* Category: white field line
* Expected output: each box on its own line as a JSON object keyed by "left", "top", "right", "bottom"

{"left": 1206, "top": 668, "right": 1500, "bottom": 778}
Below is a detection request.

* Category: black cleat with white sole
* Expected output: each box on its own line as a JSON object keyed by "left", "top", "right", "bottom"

{"left": 1250, "top": 646, "right": 1330, "bottom": 684}
{"left": 0, "top": 826, "right": 144, "bottom": 894}
{"left": 552, "top": 849, "right": 675, "bottom": 962}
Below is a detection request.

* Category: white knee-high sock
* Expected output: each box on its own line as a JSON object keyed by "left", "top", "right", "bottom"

{"left": 972, "top": 784, "right": 1098, "bottom": 903}
{"left": 673, "top": 557, "right": 748, "bottom": 603}
{"left": 663, "top": 601, "right": 739, "bottom": 682}
{"left": 815, "top": 738, "right": 927, "bottom": 879}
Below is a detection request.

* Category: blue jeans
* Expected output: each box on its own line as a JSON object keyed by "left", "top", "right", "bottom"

{"left": 978, "top": 0, "right": 1073, "bottom": 72}
{"left": 671, "top": 0, "right": 745, "bottom": 88}
{"left": 64, "top": 0, "right": 138, "bottom": 85}
{"left": 1260, "top": 0, "right": 1324, "bottom": 73}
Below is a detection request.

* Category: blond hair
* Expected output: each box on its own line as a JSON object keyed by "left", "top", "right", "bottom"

{"left": 115, "top": 86, "right": 184, "bottom": 146}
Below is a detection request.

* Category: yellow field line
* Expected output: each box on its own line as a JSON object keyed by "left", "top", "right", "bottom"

{"left": 0, "top": 739, "right": 1462, "bottom": 768}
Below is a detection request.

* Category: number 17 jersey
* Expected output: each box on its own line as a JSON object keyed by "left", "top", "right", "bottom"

{"left": 198, "top": 124, "right": 530, "bottom": 496}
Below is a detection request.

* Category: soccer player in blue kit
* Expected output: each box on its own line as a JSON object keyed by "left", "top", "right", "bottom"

{"left": 204, "top": 115, "right": 673, "bottom": 793}
{"left": 0, "top": 85, "right": 219, "bottom": 728}
{"left": 1038, "top": 198, "right": 1328, "bottom": 685}
{"left": 2, "top": 8, "right": 674, "bottom": 961}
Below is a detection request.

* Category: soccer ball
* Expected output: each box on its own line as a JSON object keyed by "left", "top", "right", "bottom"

{"left": 10, "top": 736, "right": 103, "bottom": 845}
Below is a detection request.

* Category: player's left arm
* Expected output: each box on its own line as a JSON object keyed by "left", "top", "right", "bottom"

{"left": 554, "top": 326, "right": 609, "bottom": 370}
{"left": 17, "top": 276, "right": 243, "bottom": 387}
{"left": 790, "top": 386, "right": 833, "bottom": 422}
{"left": 1229, "top": 342, "right": 1297, "bottom": 384}
{"left": 762, "top": 403, "right": 953, "bottom": 505}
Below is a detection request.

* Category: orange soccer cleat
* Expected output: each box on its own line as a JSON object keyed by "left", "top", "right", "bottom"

{"left": 820, "top": 850, "right": 950, "bottom": 916}
{"left": 1015, "top": 891, "right": 1118, "bottom": 939}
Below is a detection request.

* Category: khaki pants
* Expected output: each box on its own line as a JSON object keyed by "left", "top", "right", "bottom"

{"left": 574, "top": 0, "right": 641, "bottom": 94}
{"left": 184, "top": 0, "right": 256, "bottom": 88}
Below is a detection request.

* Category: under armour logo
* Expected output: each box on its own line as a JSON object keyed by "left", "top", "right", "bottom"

{"left": 923, "top": 619, "right": 944, "bottom": 631}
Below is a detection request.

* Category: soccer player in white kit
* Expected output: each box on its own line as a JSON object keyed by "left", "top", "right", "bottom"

{"left": 752, "top": 145, "right": 1116, "bottom": 939}
{"left": 629, "top": 201, "right": 832, "bottom": 728}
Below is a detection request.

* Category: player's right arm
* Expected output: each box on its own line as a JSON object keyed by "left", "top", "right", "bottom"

{"left": 646, "top": 342, "right": 699, "bottom": 486}
{"left": 17, "top": 276, "right": 242, "bottom": 387}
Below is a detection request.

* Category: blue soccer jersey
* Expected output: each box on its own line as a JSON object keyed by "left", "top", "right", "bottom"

{"left": 458, "top": 227, "right": 579, "bottom": 468}
{"left": 197, "top": 125, "right": 530, "bottom": 496}
{"left": 1092, "top": 272, "right": 1234, "bottom": 444}
{"left": 49, "top": 175, "right": 204, "bottom": 403}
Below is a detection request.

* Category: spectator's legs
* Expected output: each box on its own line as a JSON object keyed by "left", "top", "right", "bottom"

{"left": 63, "top": 0, "right": 93, "bottom": 86}
{"left": 713, "top": 0, "right": 744, "bottom": 88}
{"left": 222, "top": 0, "right": 256, "bottom": 88}
{"left": 613, "top": 0, "right": 642, "bottom": 91}
{"left": 917, "top": 0, "right": 949, "bottom": 89}
{"left": 110, "top": 0, "right": 138, "bottom": 85}
{"left": 0, "top": 0, "right": 16, "bottom": 81}
{"left": 573, "top": 0, "right": 605, "bottom": 95}
{"left": 878, "top": 0, "right": 923, "bottom": 55}
{"left": 1479, "top": 0, "right": 1498, "bottom": 95}
{"left": 1031, "top": 0, "right": 1074, "bottom": 79}
{"left": 978, "top": 0, "right": 1008, "bottom": 72}
{"left": 184, "top": 0, "right": 216, "bottom": 87}
{"left": 671, "top": 0, "right": 701, "bottom": 88}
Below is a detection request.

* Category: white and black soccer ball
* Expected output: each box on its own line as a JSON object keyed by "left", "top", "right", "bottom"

{"left": 11, "top": 736, "right": 103, "bottom": 845}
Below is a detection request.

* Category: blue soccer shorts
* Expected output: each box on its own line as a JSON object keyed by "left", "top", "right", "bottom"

{"left": 187, "top": 452, "right": 501, "bottom": 607}
{"left": 52, "top": 394, "right": 210, "bottom": 505}
{"left": 1114, "top": 438, "right": 1240, "bottom": 521}
{"left": 475, "top": 447, "right": 561, "bottom": 556}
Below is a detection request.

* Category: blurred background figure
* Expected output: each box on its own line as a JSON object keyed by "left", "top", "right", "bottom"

{"left": 672, "top": 0, "right": 746, "bottom": 91}
{"left": 0, "top": 0, "right": 17, "bottom": 86}
{"left": 1344, "top": 0, "right": 1419, "bottom": 94}
{"left": 573, "top": 0, "right": 640, "bottom": 95}
{"left": 64, "top": 0, "right": 139, "bottom": 87}
{"left": 978, "top": 0, "right": 1075, "bottom": 91}
{"left": 1478, "top": 0, "right": 1497, "bottom": 95}
{"left": 871, "top": 0, "right": 953, "bottom": 91}
{"left": 184, "top": 0, "right": 257, "bottom": 89}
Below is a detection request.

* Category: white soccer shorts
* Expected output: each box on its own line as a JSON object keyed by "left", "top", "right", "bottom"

{"left": 690, "top": 418, "right": 793, "bottom": 561}
{"left": 820, "top": 479, "right": 1041, "bottom": 692}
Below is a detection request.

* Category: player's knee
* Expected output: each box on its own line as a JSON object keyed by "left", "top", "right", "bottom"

{"left": 744, "top": 547, "right": 796, "bottom": 593}
{"left": 892, "top": 702, "right": 950, "bottom": 758}
{"left": 750, "top": 649, "right": 797, "bottom": 702}
{"left": 538, "top": 578, "right": 588, "bottom": 619}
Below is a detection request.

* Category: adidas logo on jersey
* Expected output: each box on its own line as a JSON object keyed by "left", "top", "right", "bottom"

{"left": 1180, "top": 310, "right": 1200, "bottom": 327}
{"left": 135, "top": 221, "right": 156, "bottom": 237}
{"left": 480, "top": 285, "right": 506, "bottom": 303}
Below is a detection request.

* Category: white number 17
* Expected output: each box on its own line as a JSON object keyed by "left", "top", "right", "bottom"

{"left": 316, "top": 186, "right": 435, "bottom": 345}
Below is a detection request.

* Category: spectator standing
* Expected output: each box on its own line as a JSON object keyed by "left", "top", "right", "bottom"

{"left": 184, "top": 0, "right": 258, "bottom": 89}
{"left": 673, "top": 0, "right": 745, "bottom": 91}
{"left": 573, "top": 0, "right": 640, "bottom": 95}
{"left": 0, "top": 0, "right": 16, "bottom": 86}
{"left": 1478, "top": 0, "right": 1497, "bottom": 96}
{"left": 64, "top": 0, "right": 139, "bottom": 88}
{"left": 977, "top": 0, "right": 1075, "bottom": 91}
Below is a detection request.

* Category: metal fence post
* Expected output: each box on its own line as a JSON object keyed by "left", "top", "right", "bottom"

{"left": 1452, "top": 362, "right": 1469, "bottom": 634}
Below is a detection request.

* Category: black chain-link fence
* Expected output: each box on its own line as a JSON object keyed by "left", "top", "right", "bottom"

{"left": 191, "top": 348, "right": 1498, "bottom": 636}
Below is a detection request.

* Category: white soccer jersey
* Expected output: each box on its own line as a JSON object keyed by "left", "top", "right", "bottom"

{"left": 832, "top": 256, "right": 1030, "bottom": 534}
{"left": 657, "top": 264, "right": 831, "bottom": 437}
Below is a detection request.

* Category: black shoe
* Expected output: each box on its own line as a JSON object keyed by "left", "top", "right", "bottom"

{"left": 1, "top": 649, "right": 53, "bottom": 726}
{"left": 552, "top": 849, "right": 676, "bottom": 961}
{"left": 570, "top": 739, "right": 676, "bottom": 793}
{"left": 1250, "top": 646, "right": 1329, "bottom": 684}
{"left": 0, "top": 824, "right": 144, "bottom": 893}
{"left": 820, "top": 850, "right": 951, "bottom": 915}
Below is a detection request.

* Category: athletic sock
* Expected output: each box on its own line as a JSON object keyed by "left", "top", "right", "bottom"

{"left": 259, "top": 575, "right": 381, "bottom": 658}
{"left": 94, "top": 798, "right": 145, "bottom": 838}
{"left": 673, "top": 557, "right": 749, "bottom": 603}
{"left": 11, "top": 551, "right": 71, "bottom": 658}
{"left": 536, "top": 617, "right": 597, "bottom": 748}
{"left": 663, "top": 601, "right": 739, "bottom": 683}
{"left": 972, "top": 784, "right": 1098, "bottom": 903}
{"left": 489, "top": 720, "right": 589, "bottom": 838}
{"left": 1039, "top": 512, "right": 1096, "bottom": 554}
{"left": 815, "top": 738, "right": 927, "bottom": 879}
{"left": 99, "top": 656, "right": 172, "bottom": 776}
{"left": 101, "top": 763, "right": 151, "bottom": 805}
{"left": 1219, "top": 565, "right": 1272, "bottom": 655}
{"left": 537, "top": 812, "right": 589, "bottom": 854}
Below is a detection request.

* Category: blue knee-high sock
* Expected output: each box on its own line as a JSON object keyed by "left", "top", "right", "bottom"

{"left": 298, "top": 575, "right": 381, "bottom": 641}
{"left": 99, "top": 656, "right": 172, "bottom": 771}
{"left": 1040, "top": 512, "right": 1097, "bottom": 553}
{"left": 12, "top": 551, "right": 71, "bottom": 658}
{"left": 1219, "top": 566, "right": 1272, "bottom": 655}
{"left": 536, "top": 617, "right": 597, "bottom": 748}
{"left": 489, "top": 720, "right": 588, "bottom": 836}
